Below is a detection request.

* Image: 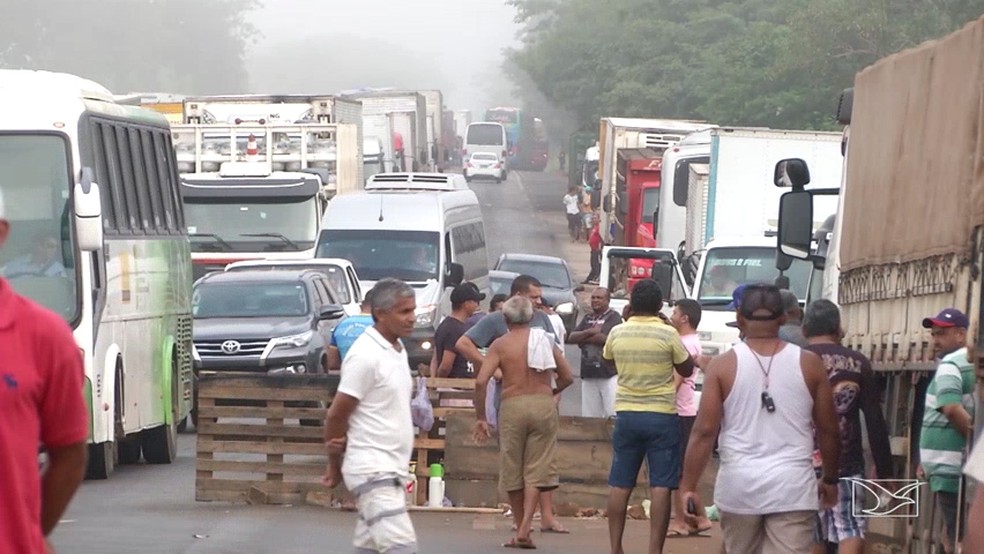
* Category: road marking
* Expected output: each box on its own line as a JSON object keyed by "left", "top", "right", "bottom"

{"left": 514, "top": 170, "right": 527, "bottom": 195}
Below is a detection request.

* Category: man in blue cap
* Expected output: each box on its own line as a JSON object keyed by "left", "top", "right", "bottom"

{"left": 725, "top": 285, "right": 747, "bottom": 341}
{"left": 919, "top": 308, "right": 975, "bottom": 552}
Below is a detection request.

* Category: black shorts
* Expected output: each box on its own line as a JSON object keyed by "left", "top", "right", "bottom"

{"left": 678, "top": 415, "right": 696, "bottom": 477}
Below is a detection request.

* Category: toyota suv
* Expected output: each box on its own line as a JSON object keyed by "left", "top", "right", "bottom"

{"left": 191, "top": 269, "right": 345, "bottom": 375}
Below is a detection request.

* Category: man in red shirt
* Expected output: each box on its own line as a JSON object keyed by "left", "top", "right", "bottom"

{"left": 584, "top": 213, "right": 602, "bottom": 284}
{"left": 0, "top": 189, "right": 89, "bottom": 553}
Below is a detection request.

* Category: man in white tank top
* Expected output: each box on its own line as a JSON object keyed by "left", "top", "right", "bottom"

{"left": 678, "top": 284, "right": 842, "bottom": 553}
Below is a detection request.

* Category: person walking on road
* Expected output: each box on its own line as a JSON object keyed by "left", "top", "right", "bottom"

{"left": 564, "top": 187, "right": 582, "bottom": 241}
{"left": 0, "top": 189, "right": 89, "bottom": 554}
{"left": 680, "top": 284, "right": 841, "bottom": 554}
{"left": 667, "top": 298, "right": 712, "bottom": 538}
{"left": 558, "top": 150, "right": 566, "bottom": 171}
{"left": 324, "top": 278, "right": 419, "bottom": 554}
{"left": 918, "top": 308, "right": 975, "bottom": 553}
{"left": 473, "top": 296, "right": 574, "bottom": 550}
{"left": 431, "top": 283, "right": 485, "bottom": 378}
{"left": 326, "top": 289, "right": 375, "bottom": 371}
{"left": 803, "top": 300, "right": 894, "bottom": 554}
{"left": 568, "top": 287, "right": 622, "bottom": 418}
{"left": 456, "top": 275, "right": 572, "bottom": 534}
{"left": 584, "top": 213, "right": 603, "bottom": 284}
{"left": 602, "top": 279, "right": 696, "bottom": 554}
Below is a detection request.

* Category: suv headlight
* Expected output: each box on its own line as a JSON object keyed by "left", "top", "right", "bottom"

{"left": 415, "top": 305, "right": 437, "bottom": 327}
{"left": 555, "top": 302, "right": 575, "bottom": 316}
{"left": 271, "top": 330, "right": 314, "bottom": 349}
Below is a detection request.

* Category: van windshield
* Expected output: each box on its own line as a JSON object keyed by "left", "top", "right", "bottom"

{"left": 316, "top": 229, "right": 441, "bottom": 282}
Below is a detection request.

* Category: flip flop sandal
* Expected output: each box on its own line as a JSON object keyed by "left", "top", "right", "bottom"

{"left": 539, "top": 526, "right": 570, "bottom": 534}
{"left": 503, "top": 537, "right": 537, "bottom": 549}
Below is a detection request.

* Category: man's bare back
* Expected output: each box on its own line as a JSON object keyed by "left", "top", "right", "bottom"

{"left": 481, "top": 325, "right": 574, "bottom": 402}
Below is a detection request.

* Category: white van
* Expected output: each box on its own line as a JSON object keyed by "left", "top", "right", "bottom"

{"left": 464, "top": 122, "right": 508, "bottom": 174}
{"left": 314, "top": 172, "right": 489, "bottom": 368}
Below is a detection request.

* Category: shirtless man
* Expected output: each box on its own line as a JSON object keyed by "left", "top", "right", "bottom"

{"left": 473, "top": 296, "right": 575, "bottom": 550}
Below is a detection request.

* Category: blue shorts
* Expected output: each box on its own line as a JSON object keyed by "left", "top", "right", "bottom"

{"left": 815, "top": 475, "right": 866, "bottom": 544}
{"left": 608, "top": 411, "right": 680, "bottom": 489}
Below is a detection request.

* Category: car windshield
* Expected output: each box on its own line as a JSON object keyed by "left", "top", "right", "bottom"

{"left": 193, "top": 282, "right": 309, "bottom": 318}
{"left": 316, "top": 229, "right": 440, "bottom": 282}
{"left": 184, "top": 196, "right": 319, "bottom": 252}
{"left": 696, "top": 246, "right": 813, "bottom": 310}
{"left": 0, "top": 134, "right": 78, "bottom": 322}
{"left": 497, "top": 259, "right": 570, "bottom": 290}
{"left": 229, "top": 264, "right": 350, "bottom": 304}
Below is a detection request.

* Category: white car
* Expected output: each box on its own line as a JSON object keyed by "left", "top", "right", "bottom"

{"left": 464, "top": 152, "right": 506, "bottom": 183}
{"left": 224, "top": 258, "right": 364, "bottom": 317}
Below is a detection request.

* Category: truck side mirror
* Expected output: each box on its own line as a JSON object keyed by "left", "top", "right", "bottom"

{"left": 447, "top": 262, "right": 464, "bottom": 287}
{"left": 777, "top": 190, "right": 813, "bottom": 259}
{"left": 651, "top": 259, "right": 675, "bottom": 304}
{"left": 617, "top": 192, "right": 628, "bottom": 216}
{"left": 652, "top": 209, "right": 659, "bottom": 240}
{"left": 602, "top": 194, "right": 612, "bottom": 213}
{"left": 774, "top": 158, "right": 811, "bottom": 188}
{"left": 74, "top": 167, "right": 103, "bottom": 252}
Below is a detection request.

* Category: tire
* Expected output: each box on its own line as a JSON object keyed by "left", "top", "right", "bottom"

{"left": 495, "top": 177, "right": 501, "bottom": 184}
{"left": 177, "top": 416, "right": 189, "bottom": 433}
{"left": 85, "top": 441, "right": 115, "bottom": 480}
{"left": 142, "top": 359, "right": 179, "bottom": 464}
{"left": 118, "top": 439, "right": 142, "bottom": 464}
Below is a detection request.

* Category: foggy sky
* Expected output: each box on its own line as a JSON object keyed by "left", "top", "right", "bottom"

{"left": 247, "top": 0, "right": 520, "bottom": 116}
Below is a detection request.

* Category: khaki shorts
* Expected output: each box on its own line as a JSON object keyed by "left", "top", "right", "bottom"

{"left": 498, "top": 394, "right": 560, "bottom": 492}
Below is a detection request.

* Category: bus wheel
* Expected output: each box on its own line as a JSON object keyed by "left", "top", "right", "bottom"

{"left": 143, "top": 361, "right": 179, "bottom": 464}
{"left": 118, "top": 439, "right": 142, "bottom": 465}
{"left": 85, "top": 441, "right": 115, "bottom": 480}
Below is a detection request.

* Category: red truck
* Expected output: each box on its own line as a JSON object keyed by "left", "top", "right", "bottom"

{"left": 614, "top": 148, "right": 662, "bottom": 283}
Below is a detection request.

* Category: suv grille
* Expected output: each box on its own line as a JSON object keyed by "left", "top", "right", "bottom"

{"left": 194, "top": 338, "right": 269, "bottom": 357}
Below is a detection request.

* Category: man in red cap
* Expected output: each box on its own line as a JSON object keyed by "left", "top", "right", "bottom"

{"left": 919, "top": 308, "right": 975, "bottom": 553}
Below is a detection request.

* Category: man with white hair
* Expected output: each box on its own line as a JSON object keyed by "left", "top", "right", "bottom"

{"left": 473, "top": 296, "right": 574, "bottom": 550}
{"left": 0, "top": 188, "right": 89, "bottom": 553}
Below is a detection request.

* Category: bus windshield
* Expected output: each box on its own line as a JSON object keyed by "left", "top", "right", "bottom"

{"left": 0, "top": 134, "right": 78, "bottom": 322}
{"left": 184, "top": 196, "right": 319, "bottom": 252}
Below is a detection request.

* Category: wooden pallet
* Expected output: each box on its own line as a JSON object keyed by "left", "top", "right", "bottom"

{"left": 412, "top": 377, "right": 477, "bottom": 504}
{"left": 195, "top": 373, "right": 338, "bottom": 504}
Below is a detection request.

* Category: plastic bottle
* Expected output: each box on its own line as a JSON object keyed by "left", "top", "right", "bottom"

{"left": 428, "top": 463, "right": 445, "bottom": 507}
{"left": 406, "top": 463, "right": 417, "bottom": 507}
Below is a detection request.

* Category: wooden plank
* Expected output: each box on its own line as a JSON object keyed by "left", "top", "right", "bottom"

{"left": 197, "top": 386, "right": 332, "bottom": 402}
{"left": 433, "top": 407, "right": 473, "bottom": 418}
{"left": 197, "top": 440, "right": 325, "bottom": 456}
{"left": 205, "top": 406, "right": 327, "bottom": 420}
{"left": 426, "top": 377, "right": 476, "bottom": 390}
{"left": 196, "top": 478, "right": 326, "bottom": 493}
{"left": 197, "top": 459, "right": 328, "bottom": 477}
{"left": 413, "top": 437, "right": 445, "bottom": 450}
{"left": 444, "top": 413, "right": 615, "bottom": 445}
{"left": 199, "top": 373, "right": 340, "bottom": 390}
{"left": 197, "top": 422, "right": 325, "bottom": 440}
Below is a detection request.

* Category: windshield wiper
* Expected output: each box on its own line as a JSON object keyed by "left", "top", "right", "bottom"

{"left": 189, "top": 233, "right": 234, "bottom": 251}
{"left": 700, "top": 299, "right": 734, "bottom": 306}
{"left": 241, "top": 233, "right": 300, "bottom": 250}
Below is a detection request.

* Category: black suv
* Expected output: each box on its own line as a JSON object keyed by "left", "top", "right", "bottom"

{"left": 191, "top": 269, "right": 345, "bottom": 375}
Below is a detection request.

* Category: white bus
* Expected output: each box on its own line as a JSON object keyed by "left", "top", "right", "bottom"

{"left": 0, "top": 70, "right": 194, "bottom": 479}
{"left": 463, "top": 122, "right": 508, "bottom": 175}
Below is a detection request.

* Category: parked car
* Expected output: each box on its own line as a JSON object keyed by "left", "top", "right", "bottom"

{"left": 493, "top": 253, "right": 583, "bottom": 329}
{"left": 464, "top": 152, "right": 506, "bottom": 183}
{"left": 191, "top": 269, "right": 345, "bottom": 375}
{"left": 224, "top": 258, "right": 364, "bottom": 316}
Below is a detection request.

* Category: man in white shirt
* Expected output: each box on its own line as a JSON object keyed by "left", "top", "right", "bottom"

{"left": 563, "top": 187, "right": 582, "bottom": 241}
{"left": 324, "top": 278, "right": 418, "bottom": 553}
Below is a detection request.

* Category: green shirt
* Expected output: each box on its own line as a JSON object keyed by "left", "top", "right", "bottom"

{"left": 919, "top": 347, "right": 975, "bottom": 493}
{"left": 602, "top": 316, "right": 690, "bottom": 414}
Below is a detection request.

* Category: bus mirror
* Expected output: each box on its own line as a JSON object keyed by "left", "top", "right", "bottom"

{"left": 74, "top": 169, "right": 103, "bottom": 252}
{"left": 774, "top": 158, "right": 811, "bottom": 188}
{"left": 777, "top": 190, "right": 813, "bottom": 259}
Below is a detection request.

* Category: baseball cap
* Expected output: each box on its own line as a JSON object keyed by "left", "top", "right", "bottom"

{"left": 725, "top": 284, "right": 748, "bottom": 310}
{"left": 921, "top": 308, "right": 969, "bottom": 329}
{"left": 450, "top": 282, "right": 485, "bottom": 304}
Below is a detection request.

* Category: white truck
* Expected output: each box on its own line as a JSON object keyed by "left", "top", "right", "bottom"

{"left": 420, "top": 90, "right": 445, "bottom": 170}
{"left": 597, "top": 117, "right": 714, "bottom": 247}
{"left": 777, "top": 18, "right": 984, "bottom": 548}
{"left": 684, "top": 128, "right": 842, "bottom": 357}
{"left": 340, "top": 89, "right": 428, "bottom": 172}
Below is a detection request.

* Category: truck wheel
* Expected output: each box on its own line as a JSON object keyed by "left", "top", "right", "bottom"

{"left": 85, "top": 441, "right": 115, "bottom": 480}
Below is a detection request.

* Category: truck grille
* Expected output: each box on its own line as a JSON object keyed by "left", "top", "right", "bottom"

{"left": 194, "top": 339, "right": 269, "bottom": 357}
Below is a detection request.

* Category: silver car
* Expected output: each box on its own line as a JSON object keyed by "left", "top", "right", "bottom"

{"left": 464, "top": 152, "right": 506, "bottom": 183}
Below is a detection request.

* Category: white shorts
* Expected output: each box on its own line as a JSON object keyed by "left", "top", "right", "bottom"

{"left": 581, "top": 376, "right": 617, "bottom": 418}
{"left": 345, "top": 473, "right": 418, "bottom": 553}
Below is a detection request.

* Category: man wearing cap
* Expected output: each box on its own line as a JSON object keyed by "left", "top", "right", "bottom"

{"left": 0, "top": 189, "right": 89, "bottom": 553}
{"left": 777, "top": 289, "right": 808, "bottom": 347}
{"left": 919, "top": 308, "right": 975, "bottom": 552}
{"left": 431, "top": 282, "right": 485, "bottom": 378}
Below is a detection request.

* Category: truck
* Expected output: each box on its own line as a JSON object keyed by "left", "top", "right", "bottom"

{"left": 420, "top": 90, "right": 445, "bottom": 170}
{"left": 566, "top": 131, "right": 596, "bottom": 189}
{"left": 173, "top": 97, "right": 363, "bottom": 281}
{"left": 597, "top": 118, "right": 713, "bottom": 287}
{"left": 776, "top": 17, "right": 984, "bottom": 549}
{"left": 341, "top": 89, "right": 428, "bottom": 172}
{"left": 684, "top": 128, "right": 842, "bottom": 357}
{"left": 114, "top": 92, "right": 186, "bottom": 124}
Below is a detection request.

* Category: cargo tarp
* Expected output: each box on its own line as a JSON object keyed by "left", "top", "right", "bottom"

{"left": 840, "top": 16, "right": 984, "bottom": 271}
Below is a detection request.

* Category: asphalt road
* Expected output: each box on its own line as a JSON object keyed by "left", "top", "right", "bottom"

{"left": 52, "top": 170, "right": 722, "bottom": 553}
